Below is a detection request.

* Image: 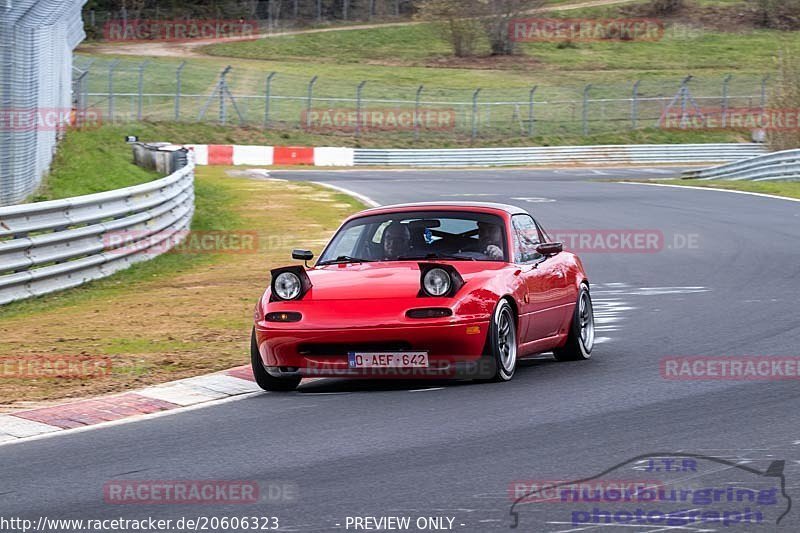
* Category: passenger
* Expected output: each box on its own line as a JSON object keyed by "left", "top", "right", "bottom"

{"left": 383, "top": 222, "right": 411, "bottom": 260}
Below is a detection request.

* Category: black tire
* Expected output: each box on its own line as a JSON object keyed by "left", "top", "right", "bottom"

{"left": 553, "top": 284, "right": 595, "bottom": 362}
{"left": 250, "top": 328, "right": 301, "bottom": 392}
{"left": 484, "top": 299, "right": 518, "bottom": 382}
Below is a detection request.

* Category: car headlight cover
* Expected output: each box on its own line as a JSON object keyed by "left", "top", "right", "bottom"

{"left": 274, "top": 271, "right": 302, "bottom": 300}
{"left": 423, "top": 268, "right": 451, "bottom": 297}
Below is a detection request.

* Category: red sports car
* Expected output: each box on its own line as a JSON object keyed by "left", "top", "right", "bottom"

{"left": 251, "top": 202, "right": 594, "bottom": 391}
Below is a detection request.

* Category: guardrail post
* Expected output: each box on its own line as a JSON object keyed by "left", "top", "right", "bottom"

{"left": 721, "top": 74, "right": 732, "bottom": 129}
{"left": 582, "top": 84, "right": 592, "bottom": 136}
{"left": 414, "top": 85, "right": 424, "bottom": 142}
{"left": 264, "top": 72, "right": 277, "bottom": 127}
{"left": 356, "top": 80, "right": 367, "bottom": 138}
{"left": 137, "top": 60, "right": 149, "bottom": 121}
{"left": 306, "top": 75, "right": 318, "bottom": 129}
{"left": 631, "top": 80, "right": 640, "bottom": 130}
{"left": 175, "top": 61, "right": 186, "bottom": 121}
{"left": 471, "top": 88, "right": 482, "bottom": 142}
{"left": 528, "top": 86, "right": 537, "bottom": 137}
{"left": 108, "top": 59, "right": 119, "bottom": 122}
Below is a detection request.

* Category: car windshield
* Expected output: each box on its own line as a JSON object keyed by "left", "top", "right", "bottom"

{"left": 318, "top": 211, "right": 508, "bottom": 264}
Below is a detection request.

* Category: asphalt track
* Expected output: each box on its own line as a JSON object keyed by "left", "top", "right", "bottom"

{"left": 2, "top": 167, "right": 800, "bottom": 532}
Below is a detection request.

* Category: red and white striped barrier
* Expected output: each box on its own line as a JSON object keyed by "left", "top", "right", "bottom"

{"left": 185, "top": 145, "right": 354, "bottom": 167}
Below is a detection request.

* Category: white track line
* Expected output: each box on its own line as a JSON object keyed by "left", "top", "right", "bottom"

{"left": 312, "top": 181, "right": 381, "bottom": 207}
{"left": 618, "top": 182, "right": 800, "bottom": 203}
{"left": 0, "top": 392, "right": 264, "bottom": 449}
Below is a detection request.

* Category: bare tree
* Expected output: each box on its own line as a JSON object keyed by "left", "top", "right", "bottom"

{"left": 768, "top": 49, "right": 800, "bottom": 150}
{"left": 755, "top": 0, "right": 800, "bottom": 29}
{"left": 648, "top": 0, "right": 684, "bottom": 15}
{"left": 417, "top": 0, "right": 542, "bottom": 57}
{"left": 416, "top": 0, "right": 483, "bottom": 57}
{"left": 476, "top": 0, "right": 542, "bottom": 56}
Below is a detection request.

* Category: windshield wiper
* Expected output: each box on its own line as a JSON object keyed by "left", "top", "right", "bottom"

{"left": 318, "top": 255, "right": 376, "bottom": 265}
{"left": 397, "top": 253, "right": 475, "bottom": 261}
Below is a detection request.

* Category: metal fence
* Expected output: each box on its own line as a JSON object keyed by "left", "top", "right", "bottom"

{"left": 0, "top": 0, "right": 87, "bottom": 206}
{"left": 683, "top": 149, "right": 800, "bottom": 181}
{"left": 72, "top": 57, "right": 772, "bottom": 144}
{"left": 0, "top": 150, "right": 195, "bottom": 305}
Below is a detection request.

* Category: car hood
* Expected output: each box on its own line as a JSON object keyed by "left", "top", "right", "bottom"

{"left": 304, "top": 261, "right": 504, "bottom": 300}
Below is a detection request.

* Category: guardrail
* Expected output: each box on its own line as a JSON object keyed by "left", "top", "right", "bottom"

{"left": 0, "top": 154, "right": 195, "bottom": 305}
{"left": 352, "top": 144, "right": 766, "bottom": 167}
{"left": 682, "top": 149, "right": 800, "bottom": 181}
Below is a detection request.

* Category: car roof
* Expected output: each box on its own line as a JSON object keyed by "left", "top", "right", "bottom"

{"left": 350, "top": 202, "right": 528, "bottom": 219}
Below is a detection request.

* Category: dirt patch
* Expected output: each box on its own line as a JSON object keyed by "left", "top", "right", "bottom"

{"left": 619, "top": 2, "right": 769, "bottom": 32}
{"left": 365, "top": 54, "right": 542, "bottom": 70}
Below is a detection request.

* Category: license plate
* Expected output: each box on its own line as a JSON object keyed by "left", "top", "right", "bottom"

{"left": 348, "top": 352, "right": 429, "bottom": 369}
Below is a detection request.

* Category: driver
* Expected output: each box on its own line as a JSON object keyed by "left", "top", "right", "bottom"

{"left": 383, "top": 222, "right": 411, "bottom": 260}
{"left": 478, "top": 222, "right": 504, "bottom": 260}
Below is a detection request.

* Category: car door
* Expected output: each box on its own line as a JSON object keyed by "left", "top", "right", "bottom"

{"left": 511, "top": 214, "right": 566, "bottom": 340}
{"left": 535, "top": 218, "right": 577, "bottom": 323}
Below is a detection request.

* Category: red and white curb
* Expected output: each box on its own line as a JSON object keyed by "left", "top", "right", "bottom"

{"left": 0, "top": 365, "right": 260, "bottom": 445}
{"left": 185, "top": 144, "right": 354, "bottom": 167}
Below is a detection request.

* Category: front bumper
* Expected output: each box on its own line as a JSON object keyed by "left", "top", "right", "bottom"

{"left": 254, "top": 319, "right": 490, "bottom": 378}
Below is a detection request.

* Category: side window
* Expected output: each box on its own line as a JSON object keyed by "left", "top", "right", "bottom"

{"left": 512, "top": 215, "right": 542, "bottom": 264}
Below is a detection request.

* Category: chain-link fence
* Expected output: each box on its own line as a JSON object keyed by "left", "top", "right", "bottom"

{"left": 72, "top": 57, "right": 770, "bottom": 144}
{"left": 0, "top": 0, "right": 86, "bottom": 206}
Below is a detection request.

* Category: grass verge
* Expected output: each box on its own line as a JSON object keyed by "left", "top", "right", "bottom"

{"left": 0, "top": 126, "right": 364, "bottom": 409}
{"left": 55, "top": 121, "right": 750, "bottom": 151}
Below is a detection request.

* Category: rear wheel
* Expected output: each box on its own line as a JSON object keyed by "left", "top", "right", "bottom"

{"left": 485, "top": 299, "right": 518, "bottom": 382}
{"left": 250, "top": 328, "right": 301, "bottom": 392}
{"left": 553, "top": 284, "right": 595, "bottom": 362}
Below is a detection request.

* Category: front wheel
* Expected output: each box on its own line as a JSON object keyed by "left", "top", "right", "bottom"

{"left": 486, "top": 299, "right": 518, "bottom": 382}
{"left": 553, "top": 284, "right": 595, "bottom": 362}
{"left": 250, "top": 328, "right": 301, "bottom": 392}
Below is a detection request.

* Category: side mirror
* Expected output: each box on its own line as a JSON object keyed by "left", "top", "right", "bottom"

{"left": 292, "top": 249, "right": 314, "bottom": 261}
{"left": 536, "top": 242, "right": 563, "bottom": 256}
